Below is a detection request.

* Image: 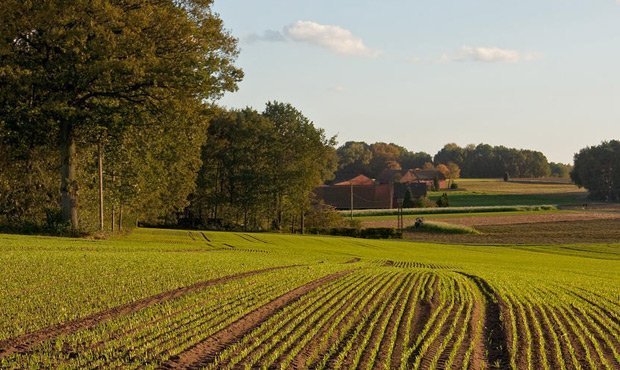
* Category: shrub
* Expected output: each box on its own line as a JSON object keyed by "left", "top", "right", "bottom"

{"left": 406, "top": 221, "right": 480, "bottom": 235}
{"left": 436, "top": 193, "right": 449, "bottom": 207}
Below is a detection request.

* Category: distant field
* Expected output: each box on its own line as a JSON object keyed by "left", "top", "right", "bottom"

{"left": 1, "top": 228, "right": 618, "bottom": 369}
{"left": 429, "top": 178, "right": 587, "bottom": 207}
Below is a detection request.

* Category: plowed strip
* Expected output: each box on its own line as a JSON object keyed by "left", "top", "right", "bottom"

{"left": 161, "top": 270, "right": 352, "bottom": 369}
{"left": 455, "top": 272, "right": 510, "bottom": 369}
{"left": 0, "top": 265, "right": 302, "bottom": 359}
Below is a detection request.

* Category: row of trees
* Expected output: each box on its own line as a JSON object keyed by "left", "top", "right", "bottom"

{"left": 0, "top": 0, "right": 242, "bottom": 232}
{"left": 434, "top": 143, "right": 553, "bottom": 178}
{"left": 184, "top": 103, "right": 337, "bottom": 231}
{"left": 333, "top": 141, "right": 565, "bottom": 182}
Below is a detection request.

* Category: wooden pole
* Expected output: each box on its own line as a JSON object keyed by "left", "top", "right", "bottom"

{"left": 350, "top": 183, "right": 353, "bottom": 221}
{"left": 98, "top": 141, "right": 104, "bottom": 232}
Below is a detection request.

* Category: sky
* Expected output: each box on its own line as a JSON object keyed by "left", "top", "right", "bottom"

{"left": 212, "top": 0, "right": 620, "bottom": 164}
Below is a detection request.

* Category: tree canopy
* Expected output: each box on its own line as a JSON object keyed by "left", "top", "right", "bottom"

{"left": 571, "top": 140, "right": 620, "bottom": 201}
{"left": 0, "top": 0, "right": 242, "bottom": 230}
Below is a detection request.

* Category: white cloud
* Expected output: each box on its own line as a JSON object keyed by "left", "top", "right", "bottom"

{"left": 283, "top": 21, "right": 379, "bottom": 57}
{"left": 445, "top": 46, "right": 539, "bottom": 63}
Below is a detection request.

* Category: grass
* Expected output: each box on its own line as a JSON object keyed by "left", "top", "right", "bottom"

{"left": 0, "top": 228, "right": 618, "bottom": 368}
{"left": 346, "top": 206, "right": 558, "bottom": 219}
{"left": 429, "top": 178, "right": 587, "bottom": 207}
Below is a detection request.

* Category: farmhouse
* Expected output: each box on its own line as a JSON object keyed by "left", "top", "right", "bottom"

{"left": 314, "top": 169, "right": 443, "bottom": 210}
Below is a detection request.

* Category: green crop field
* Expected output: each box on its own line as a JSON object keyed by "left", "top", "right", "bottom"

{"left": 1, "top": 228, "right": 618, "bottom": 369}
{"left": 428, "top": 179, "right": 587, "bottom": 207}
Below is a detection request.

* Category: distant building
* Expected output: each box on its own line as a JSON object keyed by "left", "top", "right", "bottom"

{"left": 314, "top": 169, "right": 443, "bottom": 210}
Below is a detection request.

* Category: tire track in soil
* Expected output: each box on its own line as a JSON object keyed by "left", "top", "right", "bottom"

{"left": 160, "top": 270, "right": 353, "bottom": 369}
{"left": 0, "top": 265, "right": 301, "bottom": 359}
{"left": 454, "top": 272, "right": 511, "bottom": 369}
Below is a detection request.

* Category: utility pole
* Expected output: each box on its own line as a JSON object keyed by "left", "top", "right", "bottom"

{"left": 98, "top": 140, "right": 104, "bottom": 232}
{"left": 350, "top": 183, "right": 354, "bottom": 221}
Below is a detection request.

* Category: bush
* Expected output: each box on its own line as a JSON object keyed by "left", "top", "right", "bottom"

{"left": 450, "top": 182, "right": 459, "bottom": 189}
{"left": 406, "top": 221, "right": 480, "bottom": 235}
{"left": 412, "top": 197, "right": 437, "bottom": 208}
{"left": 306, "top": 227, "right": 402, "bottom": 239}
{"left": 436, "top": 193, "right": 449, "bottom": 207}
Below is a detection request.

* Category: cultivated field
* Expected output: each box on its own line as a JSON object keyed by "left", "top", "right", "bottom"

{"left": 0, "top": 228, "right": 618, "bottom": 369}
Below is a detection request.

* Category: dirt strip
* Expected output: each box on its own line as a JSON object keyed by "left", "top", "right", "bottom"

{"left": 0, "top": 265, "right": 301, "bottom": 359}
{"left": 161, "top": 269, "right": 353, "bottom": 369}
{"left": 455, "top": 272, "right": 511, "bottom": 369}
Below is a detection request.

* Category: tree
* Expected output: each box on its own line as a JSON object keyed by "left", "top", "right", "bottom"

{"left": 335, "top": 141, "right": 373, "bottom": 181}
{"left": 0, "top": 1, "right": 242, "bottom": 230}
{"left": 550, "top": 162, "right": 572, "bottom": 178}
{"left": 402, "top": 189, "right": 414, "bottom": 208}
{"left": 571, "top": 140, "right": 620, "bottom": 201}
{"left": 434, "top": 143, "right": 464, "bottom": 167}
{"left": 263, "top": 101, "right": 337, "bottom": 230}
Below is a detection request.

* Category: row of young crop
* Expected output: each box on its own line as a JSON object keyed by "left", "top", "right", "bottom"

{"left": 202, "top": 268, "right": 480, "bottom": 370}
{"left": 493, "top": 278, "right": 619, "bottom": 370}
{"left": 0, "top": 265, "right": 343, "bottom": 369}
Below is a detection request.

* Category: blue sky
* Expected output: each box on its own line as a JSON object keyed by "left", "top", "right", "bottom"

{"left": 213, "top": 0, "right": 620, "bottom": 163}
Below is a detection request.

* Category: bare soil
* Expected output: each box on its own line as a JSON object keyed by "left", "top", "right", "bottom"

{"left": 403, "top": 218, "right": 620, "bottom": 245}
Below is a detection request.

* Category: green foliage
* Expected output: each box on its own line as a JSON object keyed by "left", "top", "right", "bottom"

{"left": 0, "top": 0, "right": 242, "bottom": 229}
{"left": 333, "top": 141, "right": 431, "bottom": 182}
{"left": 0, "top": 228, "right": 617, "bottom": 368}
{"left": 304, "top": 201, "right": 346, "bottom": 229}
{"left": 435, "top": 143, "right": 551, "bottom": 178}
{"left": 307, "top": 227, "right": 402, "bottom": 239}
{"left": 188, "top": 104, "right": 337, "bottom": 231}
{"left": 571, "top": 140, "right": 620, "bottom": 201}
{"left": 549, "top": 162, "right": 572, "bottom": 178}
{"left": 406, "top": 221, "right": 480, "bottom": 234}
{"left": 436, "top": 193, "right": 449, "bottom": 207}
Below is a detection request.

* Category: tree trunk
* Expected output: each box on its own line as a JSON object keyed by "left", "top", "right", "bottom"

{"left": 60, "top": 121, "right": 79, "bottom": 230}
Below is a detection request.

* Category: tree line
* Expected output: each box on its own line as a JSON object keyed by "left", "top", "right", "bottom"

{"left": 333, "top": 141, "right": 570, "bottom": 182}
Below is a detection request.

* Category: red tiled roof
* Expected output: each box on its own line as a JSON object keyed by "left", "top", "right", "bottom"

{"left": 334, "top": 174, "right": 375, "bottom": 186}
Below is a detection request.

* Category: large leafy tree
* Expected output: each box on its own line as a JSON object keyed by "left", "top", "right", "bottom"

{"left": 263, "top": 101, "right": 337, "bottom": 230}
{"left": 0, "top": 0, "right": 242, "bottom": 229}
{"left": 571, "top": 140, "right": 620, "bottom": 201}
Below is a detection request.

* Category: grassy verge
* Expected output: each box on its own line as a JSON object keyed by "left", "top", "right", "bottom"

{"left": 342, "top": 205, "right": 557, "bottom": 218}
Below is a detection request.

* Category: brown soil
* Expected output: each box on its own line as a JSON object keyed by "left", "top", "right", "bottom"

{"left": 404, "top": 218, "right": 620, "bottom": 245}
{"left": 160, "top": 270, "right": 353, "bottom": 369}
{"left": 373, "top": 274, "right": 418, "bottom": 369}
{"left": 389, "top": 274, "right": 429, "bottom": 366}
{"left": 0, "top": 265, "right": 300, "bottom": 359}
{"left": 365, "top": 210, "right": 620, "bottom": 229}
{"left": 531, "top": 304, "right": 561, "bottom": 370}
{"left": 455, "top": 272, "right": 511, "bottom": 369}
{"left": 358, "top": 274, "right": 411, "bottom": 369}
{"left": 243, "top": 273, "right": 363, "bottom": 367}
{"left": 288, "top": 274, "right": 378, "bottom": 369}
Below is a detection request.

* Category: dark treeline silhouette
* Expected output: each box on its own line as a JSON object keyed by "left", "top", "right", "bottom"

{"left": 333, "top": 142, "right": 561, "bottom": 182}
